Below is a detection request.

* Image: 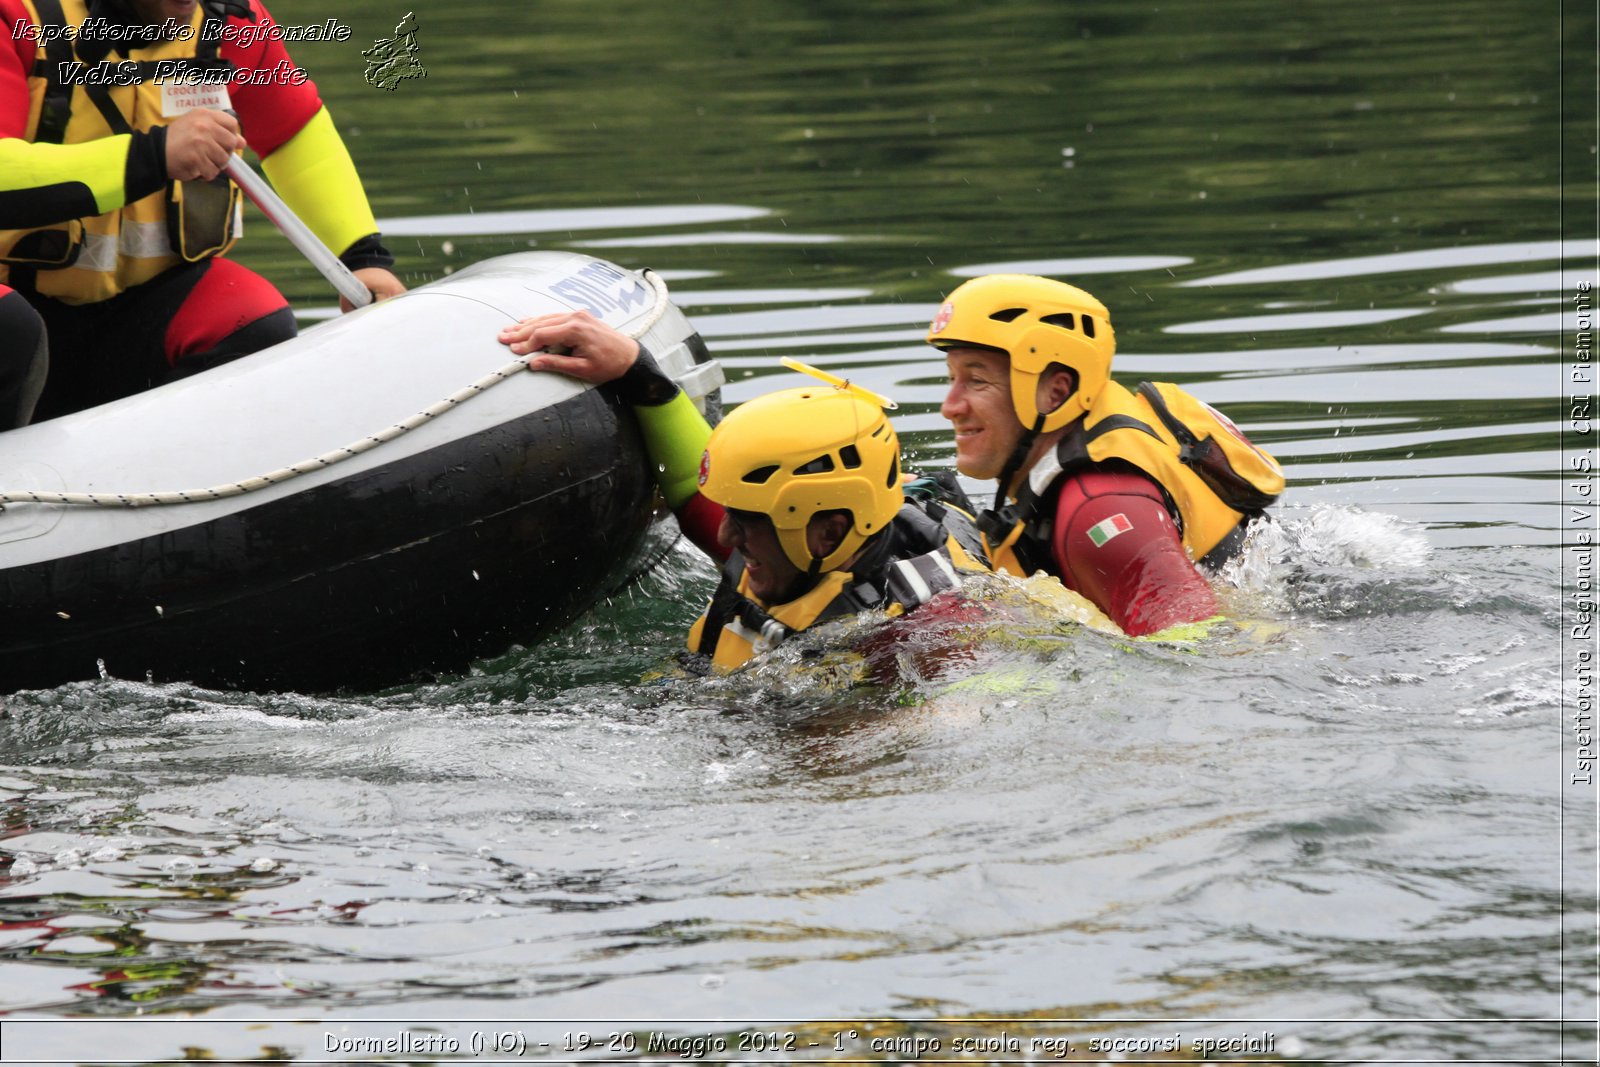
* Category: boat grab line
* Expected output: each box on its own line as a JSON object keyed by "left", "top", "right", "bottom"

{"left": 0, "top": 269, "right": 674, "bottom": 510}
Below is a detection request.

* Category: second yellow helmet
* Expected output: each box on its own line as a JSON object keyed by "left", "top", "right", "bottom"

{"left": 698, "top": 385, "right": 903, "bottom": 573}
{"left": 927, "top": 274, "right": 1116, "bottom": 433}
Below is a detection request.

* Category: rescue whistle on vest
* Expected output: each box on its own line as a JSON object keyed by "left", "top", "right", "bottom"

{"left": 222, "top": 157, "right": 372, "bottom": 308}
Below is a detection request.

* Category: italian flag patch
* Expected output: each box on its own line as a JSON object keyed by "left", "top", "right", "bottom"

{"left": 1087, "top": 513, "right": 1133, "bottom": 547}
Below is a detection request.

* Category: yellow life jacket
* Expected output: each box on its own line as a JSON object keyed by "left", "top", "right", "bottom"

{"left": 687, "top": 496, "right": 989, "bottom": 674}
{"left": 982, "top": 379, "right": 1284, "bottom": 577}
{"left": 0, "top": 0, "right": 241, "bottom": 304}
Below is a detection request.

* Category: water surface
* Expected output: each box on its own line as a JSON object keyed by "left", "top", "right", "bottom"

{"left": 0, "top": 0, "right": 1593, "bottom": 1062}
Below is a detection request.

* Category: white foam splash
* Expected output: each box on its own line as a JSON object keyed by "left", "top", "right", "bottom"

{"left": 1276, "top": 505, "right": 1431, "bottom": 570}
{"left": 1215, "top": 506, "right": 1433, "bottom": 620}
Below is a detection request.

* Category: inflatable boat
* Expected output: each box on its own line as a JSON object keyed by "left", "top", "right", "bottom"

{"left": 0, "top": 252, "right": 721, "bottom": 694}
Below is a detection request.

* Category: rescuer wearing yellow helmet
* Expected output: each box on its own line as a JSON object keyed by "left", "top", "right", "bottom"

{"left": 499, "top": 311, "right": 988, "bottom": 673}
{"left": 0, "top": 0, "right": 406, "bottom": 429}
{"left": 929, "top": 274, "right": 1284, "bottom": 637}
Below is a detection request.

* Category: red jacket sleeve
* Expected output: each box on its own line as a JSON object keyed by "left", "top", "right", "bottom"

{"left": 676, "top": 493, "right": 732, "bottom": 563}
{"left": 0, "top": 0, "right": 36, "bottom": 140}
{"left": 1049, "top": 467, "right": 1219, "bottom": 636}
{"left": 225, "top": 0, "right": 323, "bottom": 156}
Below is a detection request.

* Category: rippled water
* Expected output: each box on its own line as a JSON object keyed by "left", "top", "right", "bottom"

{"left": 1, "top": 0, "right": 1594, "bottom": 1062}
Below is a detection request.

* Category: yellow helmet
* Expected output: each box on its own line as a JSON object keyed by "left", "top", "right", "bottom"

{"left": 926, "top": 274, "right": 1116, "bottom": 433}
{"left": 698, "top": 385, "right": 903, "bottom": 573}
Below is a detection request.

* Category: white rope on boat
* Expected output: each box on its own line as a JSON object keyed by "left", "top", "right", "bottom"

{"left": 0, "top": 269, "right": 674, "bottom": 510}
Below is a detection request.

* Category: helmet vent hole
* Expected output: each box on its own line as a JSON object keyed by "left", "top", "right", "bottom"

{"left": 1081, "top": 315, "right": 1096, "bottom": 338}
{"left": 1040, "top": 312, "right": 1076, "bottom": 331}
{"left": 742, "top": 464, "right": 780, "bottom": 484}
{"left": 840, "top": 445, "right": 862, "bottom": 469}
{"left": 988, "top": 307, "right": 1027, "bottom": 323}
{"left": 886, "top": 453, "right": 900, "bottom": 489}
{"left": 794, "top": 455, "right": 835, "bottom": 476}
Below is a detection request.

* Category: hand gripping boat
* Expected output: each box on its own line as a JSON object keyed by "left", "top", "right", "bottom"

{"left": 0, "top": 252, "right": 722, "bottom": 694}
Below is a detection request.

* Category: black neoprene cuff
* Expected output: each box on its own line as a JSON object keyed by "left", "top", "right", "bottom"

{"left": 125, "top": 127, "right": 167, "bottom": 202}
{"left": 338, "top": 233, "right": 396, "bottom": 272}
{"left": 610, "top": 345, "right": 682, "bottom": 407}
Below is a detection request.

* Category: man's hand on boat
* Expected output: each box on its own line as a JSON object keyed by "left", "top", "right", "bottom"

{"left": 497, "top": 311, "right": 639, "bottom": 383}
{"left": 341, "top": 268, "right": 406, "bottom": 313}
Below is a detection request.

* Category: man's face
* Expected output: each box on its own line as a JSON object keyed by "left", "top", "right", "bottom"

{"left": 718, "top": 508, "right": 809, "bottom": 605}
{"left": 940, "top": 347, "right": 1023, "bottom": 480}
{"left": 128, "top": 0, "right": 198, "bottom": 26}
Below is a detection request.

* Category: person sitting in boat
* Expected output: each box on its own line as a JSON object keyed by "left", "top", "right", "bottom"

{"left": 0, "top": 0, "right": 406, "bottom": 430}
{"left": 929, "top": 274, "right": 1285, "bottom": 638}
{"left": 499, "top": 311, "right": 990, "bottom": 674}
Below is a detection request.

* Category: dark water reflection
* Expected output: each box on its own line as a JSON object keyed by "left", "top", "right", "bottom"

{"left": 0, "top": 0, "right": 1592, "bottom": 1061}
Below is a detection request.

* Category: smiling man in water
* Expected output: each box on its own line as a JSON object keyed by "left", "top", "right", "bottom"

{"left": 0, "top": 0, "right": 405, "bottom": 430}
{"left": 500, "top": 311, "right": 990, "bottom": 673}
{"left": 930, "top": 274, "right": 1285, "bottom": 637}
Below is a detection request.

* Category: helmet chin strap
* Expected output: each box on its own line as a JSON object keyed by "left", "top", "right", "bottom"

{"left": 995, "top": 414, "right": 1046, "bottom": 505}
{"left": 764, "top": 554, "right": 825, "bottom": 607}
{"left": 802, "top": 521, "right": 877, "bottom": 585}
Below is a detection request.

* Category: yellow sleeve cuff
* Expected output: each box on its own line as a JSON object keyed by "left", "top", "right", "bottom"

{"left": 633, "top": 390, "right": 711, "bottom": 509}
{"left": 0, "top": 135, "right": 132, "bottom": 214}
{"left": 258, "top": 107, "right": 379, "bottom": 257}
